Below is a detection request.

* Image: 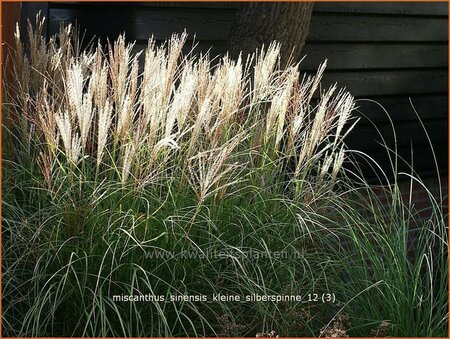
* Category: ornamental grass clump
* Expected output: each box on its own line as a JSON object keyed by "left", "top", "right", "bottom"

{"left": 3, "top": 15, "right": 447, "bottom": 337}
{"left": 4, "top": 16, "right": 356, "bottom": 202}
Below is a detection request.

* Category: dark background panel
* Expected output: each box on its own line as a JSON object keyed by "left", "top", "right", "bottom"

{"left": 307, "top": 14, "right": 448, "bottom": 42}
{"left": 301, "top": 43, "right": 448, "bottom": 70}
{"left": 353, "top": 95, "right": 448, "bottom": 123}
{"left": 318, "top": 70, "right": 447, "bottom": 97}
{"left": 49, "top": 5, "right": 236, "bottom": 41}
{"left": 313, "top": 2, "right": 448, "bottom": 15}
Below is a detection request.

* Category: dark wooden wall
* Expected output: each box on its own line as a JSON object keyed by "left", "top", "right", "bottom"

{"left": 20, "top": 2, "right": 449, "bottom": 181}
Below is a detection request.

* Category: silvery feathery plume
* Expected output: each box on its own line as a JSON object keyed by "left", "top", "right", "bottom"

{"left": 319, "top": 152, "right": 334, "bottom": 181}
{"left": 97, "top": 99, "right": 113, "bottom": 167}
{"left": 151, "top": 136, "right": 180, "bottom": 162}
{"left": 66, "top": 62, "right": 94, "bottom": 150}
{"left": 55, "top": 110, "right": 73, "bottom": 160}
{"left": 79, "top": 91, "right": 94, "bottom": 149}
{"left": 331, "top": 147, "right": 345, "bottom": 183}
{"left": 334, "top": 92, "right": 355, "bottom": 146}
{"left": 66, "top": 62, "right": 84, "bottom": 119}
{"left": 165, "top": 63, "right": 198, "bottom": 138}
{"left": 299, "top": 84, "right": 337, "bottom": 167}
{"left": 253, "top": 43, "right": 280, "bottom": 103}
{"left": 265, "top": 67, "right": 298, "bottom": 152}
{"left": 121, "top": 142, "right": 135, "bottom": 185}
{"left": 116, "top": 93, "right": 132, "bottom": 139}
{"left": 71, "top": 132, "right": 82, "bottom": 164}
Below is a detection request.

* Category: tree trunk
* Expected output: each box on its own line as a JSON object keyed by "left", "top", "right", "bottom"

{"left": 228, "top": 2, "right": 314, "bottom": 67}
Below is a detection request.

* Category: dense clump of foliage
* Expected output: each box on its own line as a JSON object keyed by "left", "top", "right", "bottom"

{"left": 2, "top": 16, "right": 447, "bottom": 337}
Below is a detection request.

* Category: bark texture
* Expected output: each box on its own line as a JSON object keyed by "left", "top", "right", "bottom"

{"left": 229, "top": 2, "right": 314, "bottom": 66}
